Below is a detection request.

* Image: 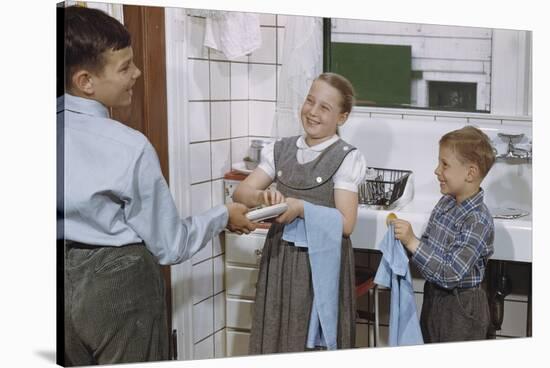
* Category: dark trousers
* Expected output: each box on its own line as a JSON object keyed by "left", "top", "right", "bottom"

{"left": 64, "top": 242, "right": 168, "bottom": 366}
{"left": 420, "top": 281, "right": 490, "bottom": 343}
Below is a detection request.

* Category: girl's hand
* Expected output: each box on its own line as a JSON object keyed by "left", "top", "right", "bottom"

{"left": 260, "top": 188, "right": 285, "bottom": 206}
{"left": 392, "top": 219, "right": 420, "bottom": 253}
{"left": 275, "top": 197, "right": 304, "bottom": 224}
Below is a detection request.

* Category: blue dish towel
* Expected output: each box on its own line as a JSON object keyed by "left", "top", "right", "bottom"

{"left": 374, "top": 225, "right": 424, "bottom": 346}
{"left": 282, "top": 201, "right": 342, "bottom": 350}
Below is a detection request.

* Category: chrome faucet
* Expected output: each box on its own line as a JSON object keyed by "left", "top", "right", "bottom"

{"left": 496, "top": 133, "right": 531, "bottom": 162}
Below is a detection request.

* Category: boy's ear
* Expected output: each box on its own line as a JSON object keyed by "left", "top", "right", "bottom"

{"left": 466, "top": 164, "right": 480, "bottom": 182}
{"left": 71, "top": 70, "right": 95, "bottom": 95}
{"left": 337, "top": 112, "right": 349, "bottom": 126}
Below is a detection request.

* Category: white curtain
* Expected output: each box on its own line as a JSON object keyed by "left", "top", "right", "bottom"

{"left": 273, "top": 16, "right": 323, "bottom": 138}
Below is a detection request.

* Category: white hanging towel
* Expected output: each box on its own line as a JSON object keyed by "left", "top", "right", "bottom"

{"left": 204, "top": 12, "right": 262, "bottom": 60}
{"left": 273, "top": 16, "right": 323, "bottom": 137}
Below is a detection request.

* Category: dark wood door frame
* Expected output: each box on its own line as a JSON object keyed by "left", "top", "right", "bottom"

{"left": 111, "top": 5, "right": 174, "bottom": 359}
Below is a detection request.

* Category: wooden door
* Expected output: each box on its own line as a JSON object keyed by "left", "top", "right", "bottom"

{"left": 111, "top": 5, "right": 174, "bottom": 359}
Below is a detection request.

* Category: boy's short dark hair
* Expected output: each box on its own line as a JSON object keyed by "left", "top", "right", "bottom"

{"left": 64, "top": 5, "right": 131, "bottom": 90}
{"left": 440, "top": 125, "right": 496, "bottom": 179}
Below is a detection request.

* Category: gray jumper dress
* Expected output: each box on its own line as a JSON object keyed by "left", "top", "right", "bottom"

{"left": 249, "top": 136, "right": 357, "bottom": 354}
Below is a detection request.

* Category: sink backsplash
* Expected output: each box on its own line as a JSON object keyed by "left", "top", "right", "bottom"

{"left": 340, "top": 113, "right": 532, "bottom": 213}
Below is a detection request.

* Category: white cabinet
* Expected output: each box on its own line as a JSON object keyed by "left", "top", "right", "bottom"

{"left": 224, "top": 229, "right": 268, "bottom": 356}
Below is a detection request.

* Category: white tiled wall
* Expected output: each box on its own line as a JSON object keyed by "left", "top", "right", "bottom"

{"left": 186, "top": 11, "right": 284, "bottom": 357}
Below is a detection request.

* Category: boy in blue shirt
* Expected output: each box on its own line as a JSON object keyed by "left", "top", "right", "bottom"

{"left": 60, "top": 5, "right": 256, "bottom": 365}
{"left": 391, "top": 126, "right": 495, "bottom": 342}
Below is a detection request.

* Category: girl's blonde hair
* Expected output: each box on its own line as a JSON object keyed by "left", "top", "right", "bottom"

{"left": 315, "top": 72, "right": 356, "bottom": 114}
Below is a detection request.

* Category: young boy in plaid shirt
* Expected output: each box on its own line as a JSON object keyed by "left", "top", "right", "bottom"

{"left": 391, "top": 125, "right": 496, "bottom": 342}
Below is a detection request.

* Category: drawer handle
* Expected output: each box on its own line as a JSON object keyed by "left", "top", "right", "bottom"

{"left": 254, "top": 249, "right": 263, "bottom": 257}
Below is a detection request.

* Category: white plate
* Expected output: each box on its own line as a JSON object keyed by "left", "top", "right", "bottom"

{"left": 246, "top": 203, "right": 288, "bottom": 222}
{"left": 232, "top": 162, "right": 253, "bottom": 175}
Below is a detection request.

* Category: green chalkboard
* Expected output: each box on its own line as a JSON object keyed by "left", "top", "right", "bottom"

{"left": 329, "top": 42, "right": 412, "bottom": 107}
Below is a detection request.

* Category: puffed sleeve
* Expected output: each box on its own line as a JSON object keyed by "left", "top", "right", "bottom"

{"left": 333, "top": 149, "right": 367, "bottom": 192}
{"left": 256, "top": 140, "right": 276, "bottom": 179}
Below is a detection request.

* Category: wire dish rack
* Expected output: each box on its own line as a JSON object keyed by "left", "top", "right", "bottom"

{"left": 359, "top": 167, "right": 412, "bottom": 207}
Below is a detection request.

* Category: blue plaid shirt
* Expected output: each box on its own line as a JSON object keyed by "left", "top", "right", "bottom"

{"left": 411, "top": 189, "right": 494, "bottom": 289}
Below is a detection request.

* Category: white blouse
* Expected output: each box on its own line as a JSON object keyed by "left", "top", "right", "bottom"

{"left": 257, "top": 135, "right": 367, "bottom": 193}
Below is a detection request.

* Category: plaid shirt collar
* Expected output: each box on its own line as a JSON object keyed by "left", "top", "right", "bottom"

{"left": 439, "top": 188, "right": 486, "bottom": 221}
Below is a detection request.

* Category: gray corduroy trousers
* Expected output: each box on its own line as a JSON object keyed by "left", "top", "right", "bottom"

{"left": 64, "top": 242, "right": 168, "bottom": 366}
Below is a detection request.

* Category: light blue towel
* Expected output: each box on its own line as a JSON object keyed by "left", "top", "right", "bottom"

{"left": 374, "top": 225, "right": 424, "bottom": 346}
{"left": 282, "top": 201, "right": 343, "bottom": 350}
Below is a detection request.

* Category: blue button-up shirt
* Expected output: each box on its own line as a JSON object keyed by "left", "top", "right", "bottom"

{"left": 411, "top": 189, "right": 494, "bottom": 289}
{"left": 58, "top": 94, "right": 228, "bottom": 265}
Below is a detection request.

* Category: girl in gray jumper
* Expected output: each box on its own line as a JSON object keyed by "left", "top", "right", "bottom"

{"left": 233, "top": 73, "right": 367, "bottom": 353}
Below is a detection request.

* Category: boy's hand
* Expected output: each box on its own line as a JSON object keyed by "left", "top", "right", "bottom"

{"left": 260, "top": 188, "right": 285, "bottom": 206}
{"left": 392, "top": 219, "right": 420, "bottom": 253}
{"left": 275, "top": 197, "right": 304, "bottom": 224}
{"left": 226, "top": 203, "right": 257, "bottom": 235}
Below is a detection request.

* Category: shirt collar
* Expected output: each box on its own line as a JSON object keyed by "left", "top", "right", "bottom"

{"left": 60, "top": 93, "right": 110, "bottom": 119}
{"left": 440, "top": 188, "right": 485, "bottom": 214}
{"left": 296, "top": 134, "right": 339, "bottom": 152}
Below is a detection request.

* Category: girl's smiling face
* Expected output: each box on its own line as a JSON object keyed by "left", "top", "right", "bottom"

{"left": 300, "top": 79, "right": 348, "bottom": 146}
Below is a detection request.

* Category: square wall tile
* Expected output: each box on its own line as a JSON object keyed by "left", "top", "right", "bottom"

{"left": 249, "top": 101, "right": 276, "bottom": 136}
{"left": 192, "top": 259, "right": 213, "bottom": 304}
{"left": 213, "top": 233, "right": 225, "bottom": 257}
{"left": 259, "top": 13, "right": 276, "bottom": 26}
{"left": 249, "top": 64, "right": 277, "bottom": 101}
{"left": 230, "top": 63, "right": 249, "bottom": 100}
{"left": 188, "top": 102, "right": 210, "bottom": 142}
{"left": 277, "top": 27, "right": 285, "bottom": 65}
{"left": 211, "top": 101, "right": 231, "bottom": 140}
{"left": 214, "top": 292, "right": 226, "bottom": 331}
{"left": 210, "top": 61, "right": 230, "bottom": 100}
{"left": 190, "top": 181, "right": 212, "bottom": 215}
{"left": 194, "top": 335, "right": 214, "bottom": 360}
{"left": 277, "top": 14, "right": 288, "bottom": 27}
{"left": 231, "top": 101, "right": 249, "bottom": 137}
{"left": 187, "top": 59, "right": 210, "bottom": 100}
{"left": 211, "top": 140, "right": 231, "bottom": 179}
{"left": 214, "top": 329, "right": 226, "bottom": 358}
{"left": 187, "top": 16, "right": 208, "bottom": 59}
{"left": 193, "top": 297, "right": 214, "bottom": 343}
{"left": 209, "top": 47, "right": 228, "bottom": 62}
{"left": 249, "top": 27, "right": 276, "bottom": 64}
{"left": 231, "top": 137, "right": 250, "bottom": 164}
{"left": 192, "top": 240, "right": 213, "bottom": 266}
{"left": 189, "top": 142, "right": 211, "bottom": 183}
{"left": 211, "top": 179, "right": 225, "bottom": 208}
{"left": 213, "top": 255, "right": 225, "bottom": 294}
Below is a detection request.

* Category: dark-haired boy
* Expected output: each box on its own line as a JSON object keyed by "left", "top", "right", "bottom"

{"left": 60, "top": 5, "right": 256, "bottom": 365}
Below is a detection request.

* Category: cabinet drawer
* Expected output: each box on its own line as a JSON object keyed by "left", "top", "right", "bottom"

{"left": 226, "top": 297, "right": 254, "bottom": 329}
{"left": 225, "top": 265, "right": 259, "bottom": 298}
{"left": 225, "top": 232, "right": 266, "bottom": 266}
{"left": 226, "top": 330, "right": 250, "bottom": 357}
